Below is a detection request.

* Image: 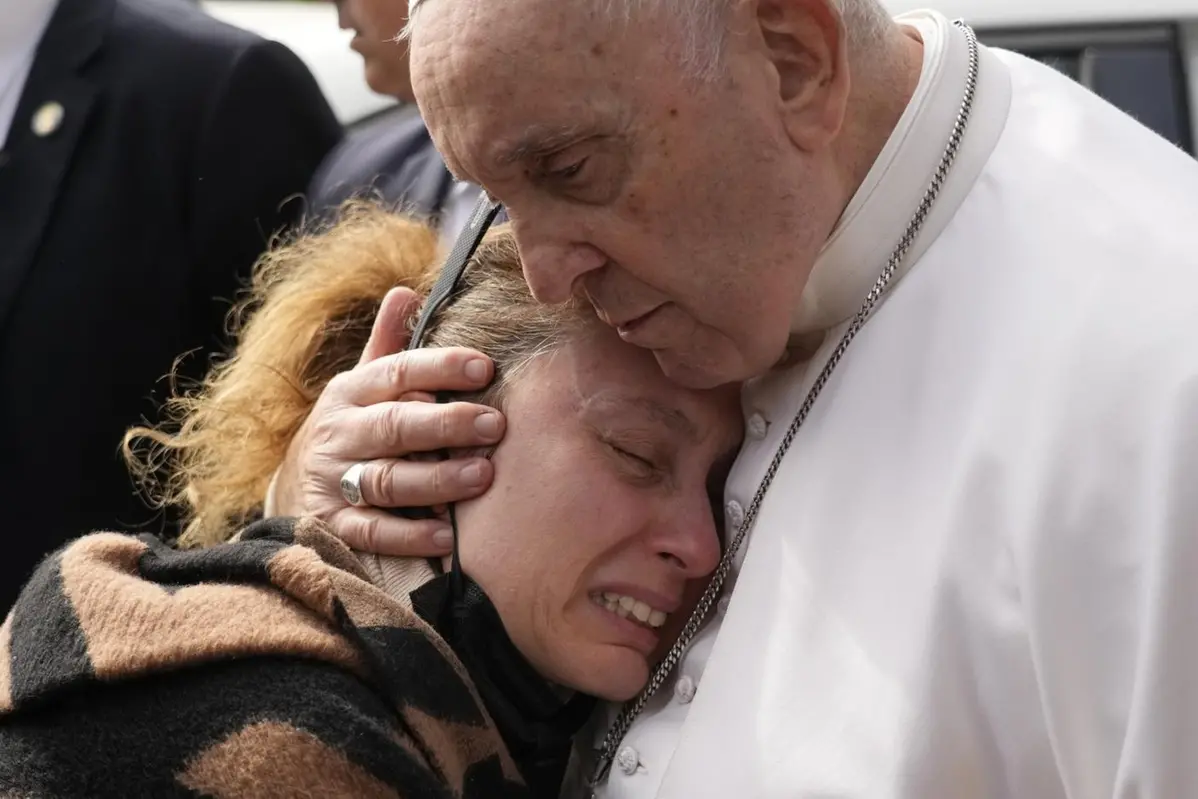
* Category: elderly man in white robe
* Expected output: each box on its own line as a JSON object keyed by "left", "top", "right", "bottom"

{"left": 264, "top": 0, "right": 1198, "bottom": 796}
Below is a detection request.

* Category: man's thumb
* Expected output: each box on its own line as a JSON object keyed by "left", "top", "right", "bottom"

{"left": 359, "top": 286, "right": 419, "bottom": 365}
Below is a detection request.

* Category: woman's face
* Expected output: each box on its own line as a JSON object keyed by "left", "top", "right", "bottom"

{"left": 455, "top": 323, "right": 743, "bottom": 701}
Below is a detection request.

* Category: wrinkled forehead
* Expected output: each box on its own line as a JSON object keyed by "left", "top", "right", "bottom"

{"left": 409, "top": 0, "right": 606, "bottom": 60}
{"left": 409, "top": 0, "right": 600, "bottom": 101}
{"left": 408, "top": 0, "right": 629, "bottom": 175}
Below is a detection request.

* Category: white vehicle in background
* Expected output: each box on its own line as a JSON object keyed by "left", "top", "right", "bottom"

{"left": 204, "top": 0, "right": 1198, "bottom": 154}
{"left": 888, "top": 0, "right": 1198, "bottom": 155}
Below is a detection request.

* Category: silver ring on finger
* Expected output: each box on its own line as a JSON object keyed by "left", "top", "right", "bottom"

{"left": 339, "top": 462, "right": 371, "bottom": 507}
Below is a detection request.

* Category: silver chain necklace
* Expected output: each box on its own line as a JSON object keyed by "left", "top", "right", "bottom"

{"left": 588, "top": 19, "right": 981, "bottom": 793}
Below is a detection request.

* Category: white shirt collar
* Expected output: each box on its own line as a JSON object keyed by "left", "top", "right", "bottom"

{"left": 791, "top": 11, "right": 983, "bottom": 334}
{"left": 0, "top": 0, "right": 59, "bottom": 148}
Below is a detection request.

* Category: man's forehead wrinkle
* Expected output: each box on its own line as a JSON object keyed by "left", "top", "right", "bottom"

{"left": 411, "top": 76, "right": 464, "bottom": 176}
{"left": 411, "top": 19, "right": 510, "bottom": 185}
{"left": 416, "top": 1, "right": 639, "bottom": 190}
{"left": 411, "top": 0, "right": 514, "bottom": 89}
{"left": 418, "top": 0, "right": 547, "bottom": 55}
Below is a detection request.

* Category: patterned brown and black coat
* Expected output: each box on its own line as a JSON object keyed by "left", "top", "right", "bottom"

{"left": 0, "top": 517, "right": 531, "bottom": 798}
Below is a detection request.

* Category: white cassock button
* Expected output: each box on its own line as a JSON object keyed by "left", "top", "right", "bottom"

{"left": 32, "top": 102, "right": 65, "bottom": 137}
{"left": 616, "top": 745, "right": 640, "bottom": 775}
{"left": 674, "top": 675, "right": 697, "bottom": 704}
{"left": 726, "top": 500, "right": 745, "bottom": 530}
{"left": 747, "top": 413, "right": 769, "bottom": 440}
{"left": 717, "top": 596, "right": 731, "bottom": 617}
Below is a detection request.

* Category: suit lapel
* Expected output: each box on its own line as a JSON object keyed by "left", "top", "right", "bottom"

{"left": 378, "top": 126, "right": 454, "bottom": 220}
{"left": 407, "top": 144, "right": 456, "bottom": 218}
{"left": 0, "top": 0, "right": 110, "bottom": 334}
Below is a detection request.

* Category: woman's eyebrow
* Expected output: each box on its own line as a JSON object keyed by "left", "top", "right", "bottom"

{"left": 587, "top": 394, "right": 698, "bottom": 442}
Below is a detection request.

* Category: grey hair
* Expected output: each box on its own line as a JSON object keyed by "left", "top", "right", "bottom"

{"left": 405, "top": 0, "right": 893, "bottom": 79}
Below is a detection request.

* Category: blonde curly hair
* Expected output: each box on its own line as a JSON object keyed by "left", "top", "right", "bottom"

{"left": 124, "top": 202, "right": 583, "bottom": 548}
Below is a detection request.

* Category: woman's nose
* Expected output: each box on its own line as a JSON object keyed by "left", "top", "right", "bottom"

{"left": 651, "top": 514, "right": 722, "bottom": 579}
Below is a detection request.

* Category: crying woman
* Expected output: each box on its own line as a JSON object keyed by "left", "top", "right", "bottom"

{"left": 0, "top": 206, "right": 743, "bottom": 799}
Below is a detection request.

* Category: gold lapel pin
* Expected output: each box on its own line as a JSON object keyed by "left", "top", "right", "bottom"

{"left": 32, "top": 101, "right": 65, "bottom": 138}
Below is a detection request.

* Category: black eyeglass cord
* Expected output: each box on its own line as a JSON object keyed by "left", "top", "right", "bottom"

{"left": 407, "top": 192, "right": 502, "bottom": 609}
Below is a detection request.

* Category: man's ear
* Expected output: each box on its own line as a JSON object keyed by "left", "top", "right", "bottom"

{"left": 753, "top": 0, "right": 851, "bottom": 151}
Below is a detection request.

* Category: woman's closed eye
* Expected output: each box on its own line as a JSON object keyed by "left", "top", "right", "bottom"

{"left": 605, "top": 441, "right": 661, "bottom": 482}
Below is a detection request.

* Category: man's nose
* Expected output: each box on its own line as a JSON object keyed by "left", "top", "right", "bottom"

{"left": 515, "top": 229, "right": 607, "bottom": 304}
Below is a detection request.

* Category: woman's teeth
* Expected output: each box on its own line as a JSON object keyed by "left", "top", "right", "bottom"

{"left": 593, "top": 592, "right": 668, "bottom": 628}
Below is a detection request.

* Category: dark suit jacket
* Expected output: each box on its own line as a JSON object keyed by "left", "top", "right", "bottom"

{"left": 308, "top": 103, "right": 455, "bottom": 218}
{"left": 0, "top": 0, "right": 342, "bottom": 611}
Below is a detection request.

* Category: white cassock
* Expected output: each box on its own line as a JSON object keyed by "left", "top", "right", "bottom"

{"left": 578, "top": 8, "right": 1198, "bottom": 799}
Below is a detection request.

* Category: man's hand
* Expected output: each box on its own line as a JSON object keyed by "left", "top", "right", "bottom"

{"left": 270, "top": 287, "right": 504, "bottom": 555}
